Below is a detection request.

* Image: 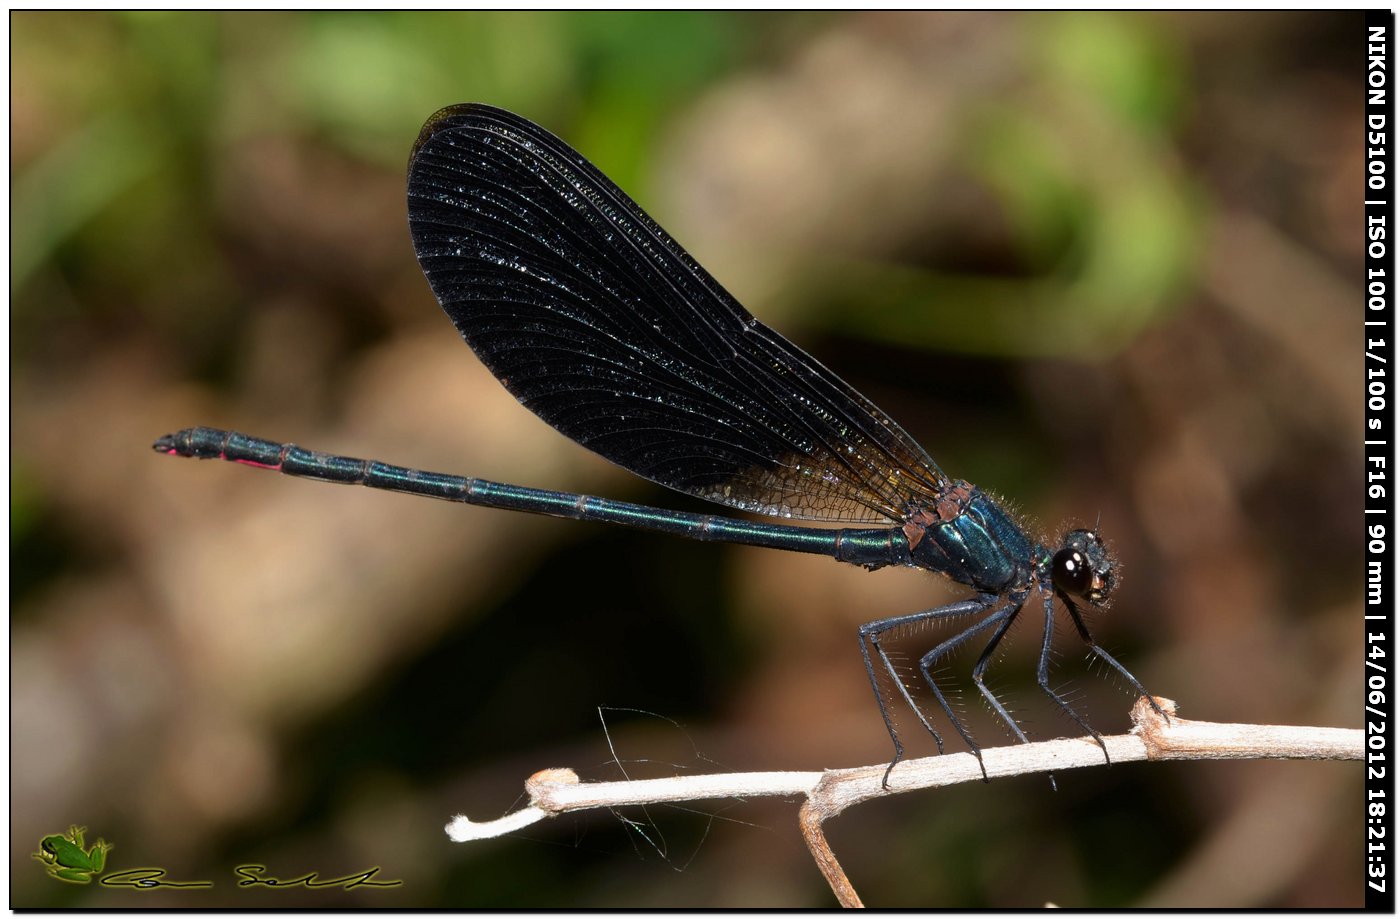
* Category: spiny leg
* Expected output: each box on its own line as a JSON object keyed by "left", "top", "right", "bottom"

{"left": 1061, "top": 593, "right": 1170, "bottom": 723}
{"left": 1036, "top": 590, "right": 1110, "bottom": 766}
{"left": 914, "top": 599, "right": 1021, "bottom": 783}
{"left": 859, "top": 596, "right": 997, "bottom": 786}
{"left": 858, "top": 634, "right": 920, "bottom": 777}
{"left": 969, "top": 603, "right": 1030, "bottom": 746}
{"left": 967, "top": 600, "right": 1063, "bottom": 790}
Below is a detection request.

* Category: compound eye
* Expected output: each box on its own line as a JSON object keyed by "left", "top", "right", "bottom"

{"left": 1052, "top": 547, "right": 1093, "bottom": 596}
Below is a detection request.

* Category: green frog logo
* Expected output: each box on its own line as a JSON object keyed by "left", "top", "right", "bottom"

{"left": 33, "top": 826, "right": 111, "bottom": 884}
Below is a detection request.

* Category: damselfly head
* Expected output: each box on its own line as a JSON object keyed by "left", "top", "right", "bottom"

{"left": 1050, "top": 529, "right": 1116, "bottom": 606}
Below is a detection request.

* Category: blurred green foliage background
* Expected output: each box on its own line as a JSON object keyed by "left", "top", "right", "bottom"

{"left": 12, "top": 11, "right": 1364, "bottom": 907}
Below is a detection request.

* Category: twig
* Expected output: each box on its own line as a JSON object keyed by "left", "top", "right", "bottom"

{"left": 800, "top": 797, "right": 864, "bottom": 908}
{"left": 444, "top": 699, "right": 1362, "bottom": 907}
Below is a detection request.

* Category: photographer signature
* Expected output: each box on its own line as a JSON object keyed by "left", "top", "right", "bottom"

{"left": 98, "top": 865, "right": 401, "bottom": 891}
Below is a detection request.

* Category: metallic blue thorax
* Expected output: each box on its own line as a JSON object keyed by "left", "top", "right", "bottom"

{"left": 902, "top": 480, "right": 1037, "bottom": 592}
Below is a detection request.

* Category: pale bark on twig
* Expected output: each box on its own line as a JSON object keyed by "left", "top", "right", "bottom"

{"left": 444, "top": 699, "right": 1362, "bottom": 907}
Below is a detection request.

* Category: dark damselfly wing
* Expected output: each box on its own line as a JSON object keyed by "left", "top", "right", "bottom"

{"left": 406, "top": 104, "right": 948, "bottom": 524}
